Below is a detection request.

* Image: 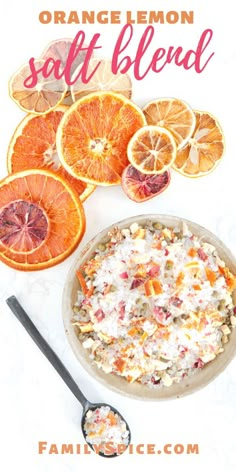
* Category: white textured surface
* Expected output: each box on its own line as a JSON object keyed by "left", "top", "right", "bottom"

{"left": 0, "top": 1, "right": 236, "bottom": 471}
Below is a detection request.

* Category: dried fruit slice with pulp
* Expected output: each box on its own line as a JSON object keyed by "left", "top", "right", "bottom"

{"left": 7, "top": 106, "right": 95, "bottom": 202}
{"left": 173, "top": 111, "right": 225, "bottom": 177}
{"left": 41, "top": 38, "right": 89, "bottom": 105}
{"left": 0, "top": 200, "right": 48, "bottom": 254}
{"left": 127, "top": 125, "right": 176, "bottom": 175}
{"left": 9, "top": 59, "right": 67, "bottom": 114}
{"left": 41, "top": 38, "right": 86, "bottom": 76}
{"left": 143, "top": 98, "right": 196, "bottom": 150}
{"left": 71, "top": 58, "right": 132, "bottom": 101}
{"left": 122, "top": 165, "right": 170, "bottom": 202}
{"left": 0, "top": 170, "right": 85, "bottom": 271}
{"left": 56, "top": 92, "right": 146, "bottom": 186}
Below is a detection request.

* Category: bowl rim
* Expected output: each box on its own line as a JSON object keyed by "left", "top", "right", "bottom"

{"left": 62, "top": 213, "right": 236, "bottom": 401}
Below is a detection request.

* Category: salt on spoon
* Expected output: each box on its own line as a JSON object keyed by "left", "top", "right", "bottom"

{"left": 6, "top": 295, "right": 131, "bottom": 457}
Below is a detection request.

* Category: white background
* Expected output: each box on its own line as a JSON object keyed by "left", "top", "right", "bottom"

{"left": 0, "top": 1, "right": 236, "bottom": 471}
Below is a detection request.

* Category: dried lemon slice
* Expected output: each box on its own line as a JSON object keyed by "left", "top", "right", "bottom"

{"left": 127, "top": 125, "right": 176, "bottom": 175}
{"left": 143, "top": 98, "right": 196, "bottom": 150}
{"left": 173, "top": 111, "right": 225, "bottom": 177}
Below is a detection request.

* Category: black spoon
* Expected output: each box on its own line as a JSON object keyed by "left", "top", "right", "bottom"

{"left": 6, "top": 295, "right": 131, "bottom": 458}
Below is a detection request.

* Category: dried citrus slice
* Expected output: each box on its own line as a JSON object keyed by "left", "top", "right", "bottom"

{"left": 173, "top": 111, "right": 225, "bottom": 177}
{"left": 0, "top": 170, "right": 85, "bottom": 271}
{"left": 122, "top": 164, "right": 170, "bottom": 202}
{"left": 71, "top": 58, "right": 132, "bottom": 101}
{"left": 0, "top": 200, "right": 49, "bottom": 255}
{"left": 9, "top": 59, "right": 67, "bottom": 114}
{"left": 41, "top": 38, "right": 88, "bottom": 105}
{"left": 143, "top": 98, "right": 196, "bottom": 150}
{"left": 41, "top": 38, "right": 87, "bottom": 75}
{"left": 7, "top": 106, "right": 95, "bottom": 202}
{"left": 127, "top": 125, "right": 176, "bottom": 175}
{"left": 56, "top": 92, "right": 146, "bottom": 186}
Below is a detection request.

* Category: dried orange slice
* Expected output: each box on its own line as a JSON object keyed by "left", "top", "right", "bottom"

{"left": 0, "top": 170, "right": 85, "bottom": 271}
{"left": 71, "top": 58, "right": 132, "bottom": 101}
{"left": 143, "top": 98, "right": 195, "bottom": 150}
{"left": 7, "top": 106, "right": 95, "bottom": 202}
{"left": 41, "top": 38, "right": 89, "bottom": 105}
{"left": 56, "top": 92, "right": 146, "bottom": 186}
{"left": 127, "top": 125, "right": 176, "bottom": 174}
{"left": 173, "top": 111, "right": 225, "bottom": 177}
{"left": 9, "top": 59, "right": 67, "bottom": 114}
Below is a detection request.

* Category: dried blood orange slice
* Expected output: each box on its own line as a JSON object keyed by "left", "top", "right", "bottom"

{"left": 41, "top": 38, "right": 89, "bottom": 105}
{"left": 71, "top": 58, "right": 132, "bottom": 101}
{"left": 173, "top": 111, "right": 225, "bottom": 177}
{"left": 0, "top": 200, "right": 49, "bottom": 254}
{"left": 143, "top": 98, "right": 195, "bottom": 150}
{"left": 41, "top": 38, "right": 87, "bottom": 76}
{"left": 122, "top": 165, "right": 170, "bottom": 202}
{"left": 9, "top": 59, "right": 67, "bottom": 114}
{"left": 127, "top": 125, "right": 176, "bottom": 174}
{"left": 0, "top": 170, "right": 85, "bottom": 271}
{"left": 56, "top": 92, "right": 146, "bottom": 186}
{"left": 7, "top": 106, "right": 95, "bottom": 202}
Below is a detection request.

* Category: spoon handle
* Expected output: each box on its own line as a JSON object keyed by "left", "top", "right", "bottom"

{"left": 6, "top": 295, "right": 89, "bottom": 410}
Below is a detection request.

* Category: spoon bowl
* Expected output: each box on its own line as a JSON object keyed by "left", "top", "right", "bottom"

{"left": 81, "top": 402, "right": 131, "bottom": 457}
{"left": 6, "top": 296, "right": 131, "bottom": 458}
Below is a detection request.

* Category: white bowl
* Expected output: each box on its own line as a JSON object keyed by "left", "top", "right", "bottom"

{"left": 62, "top": 214, "right": 236, "bottom": 401}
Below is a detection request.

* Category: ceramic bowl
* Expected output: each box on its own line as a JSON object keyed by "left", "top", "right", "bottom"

{"left": 62, "top": 214, "right": 236, "bottom": 401}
